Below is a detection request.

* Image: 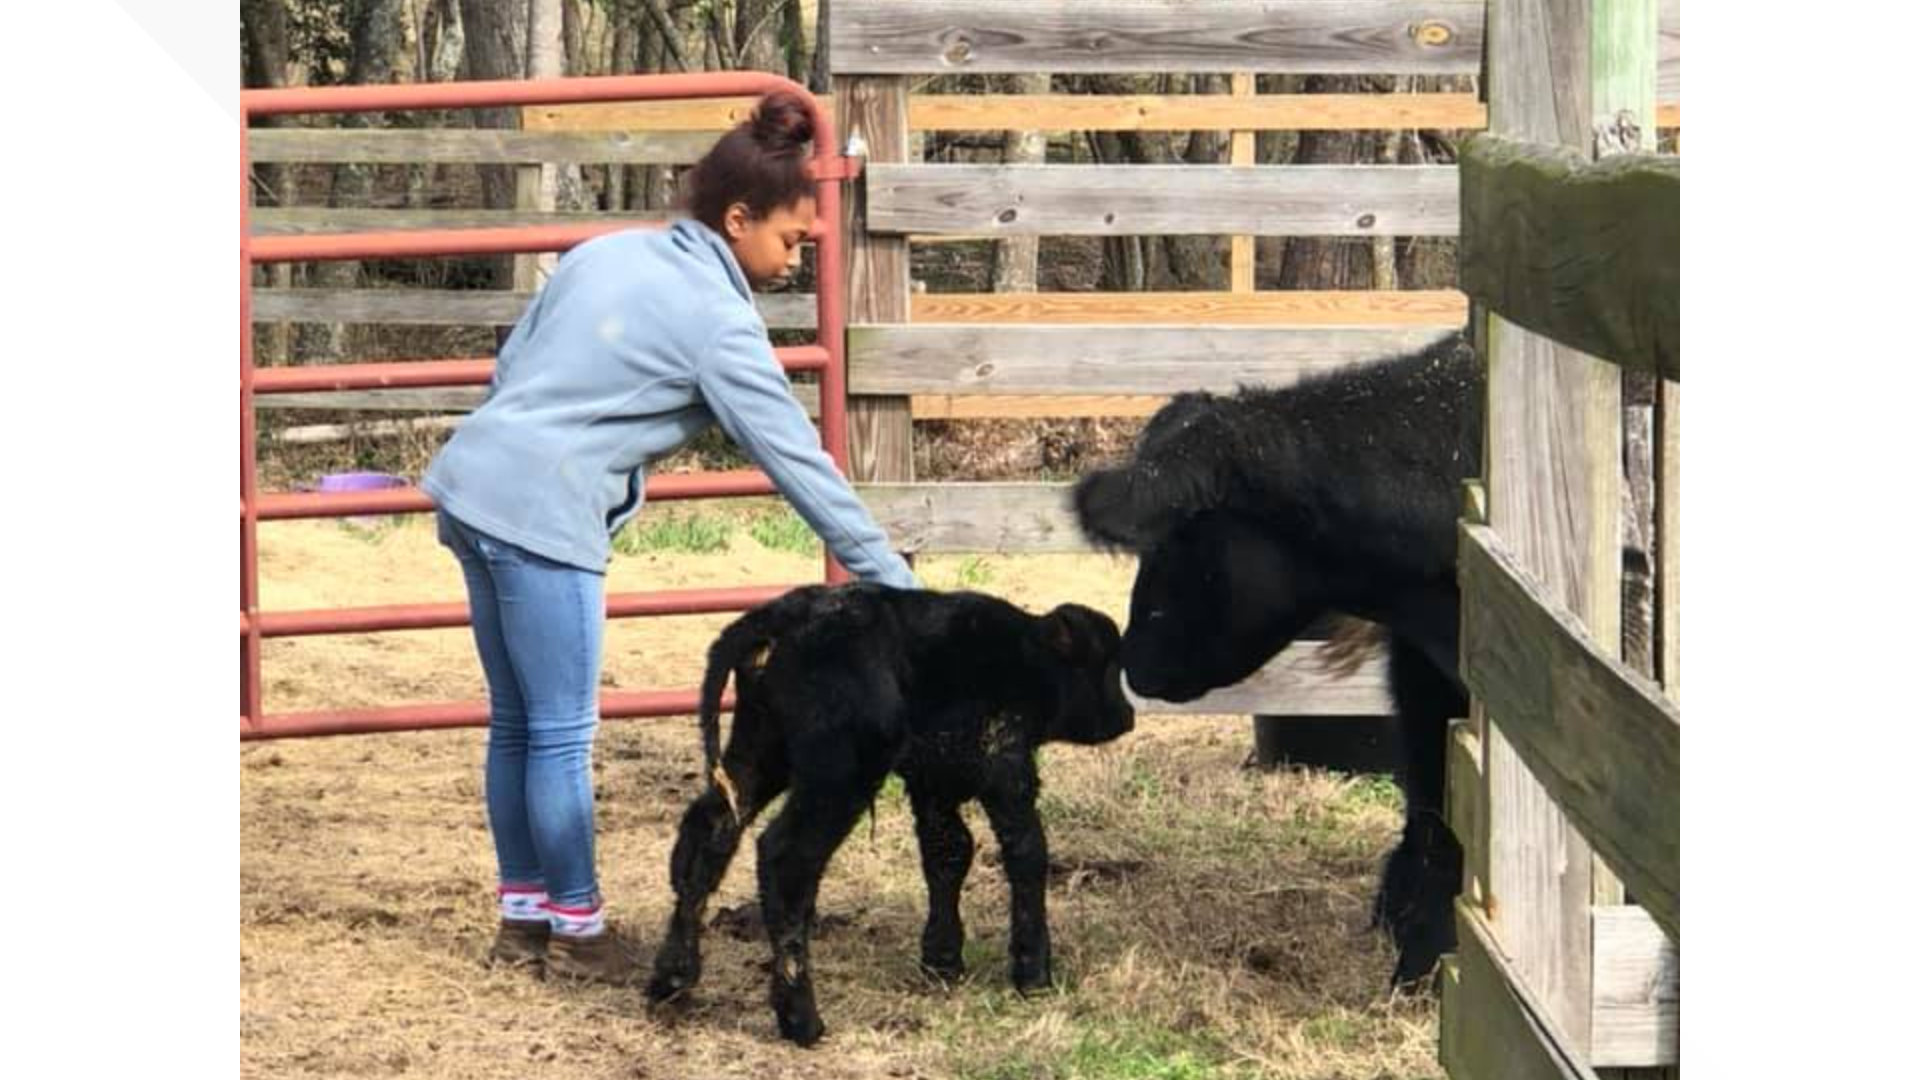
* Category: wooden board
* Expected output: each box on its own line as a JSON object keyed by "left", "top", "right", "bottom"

{"left": 841, "top": 76, "right": 916, "bottom": 486}
{"left": 910, "top": 289, "right": 1469, "bottom": 324}
{"left": 250, "top": 286, "right": 817, "bottom": 330}
{"left": 258, "top": 383, "right": 826, "bottom": 420}
{"left": 867, "top": 163, "right": 1460, "bottom": 237}
{"left": 247, "top": 127, "right": 717, "bottom": 165}
{"left": 1230, "top": 74, "right": 1257, "bottom": 294}
{"left": 1448, "top": 719, "right": 1489, "bottom": 909}
{"left": 1591, "top": 906, "right": 1680, "bottom": 1067}
{"left": 1659, "top": 0, "right": 1681, "bottom": 107}
{"left": 250, "top": 207, "right": 667, "bottom": 236}
{"left": 1442, "top": 902, "right": 1604, "bottom": 1080}
{"left": 1459, "top": 523, "right": 1679, "bottom": 943}
{"left": 1459, "top": 136, "right": 1678, "bottom": 381}
{"left": 530, "top": 92, "right": 1490, "bottom": 134}
{"left": 848, "top": 323, "right": 1458, "bottom": 395}
{"left": 831, "top": 0, "right": 1484, "bottom": 76}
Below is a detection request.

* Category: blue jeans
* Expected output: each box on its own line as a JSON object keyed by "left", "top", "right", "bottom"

{"left": 437, "top": 511, "right": 605, "bottom": 908}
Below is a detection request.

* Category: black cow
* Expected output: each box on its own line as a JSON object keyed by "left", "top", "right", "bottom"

{"left": 1071, "top": 329, "right": 1482, "bottom": 988}
{"left": 646, "top": 583, "right": 1136, "bottom": 1046}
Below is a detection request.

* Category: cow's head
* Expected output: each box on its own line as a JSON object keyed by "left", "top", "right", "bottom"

{"left": 1113, "top": 509, "right": 1350, "bottom": 703}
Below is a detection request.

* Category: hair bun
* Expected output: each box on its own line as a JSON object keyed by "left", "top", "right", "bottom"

{"left": 750, "top": 91, "right": 814, "bottom": 155}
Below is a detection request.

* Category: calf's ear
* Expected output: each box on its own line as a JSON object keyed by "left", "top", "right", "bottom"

{"left": 1039, "top": 607, "right": 1082, "bottom": 661}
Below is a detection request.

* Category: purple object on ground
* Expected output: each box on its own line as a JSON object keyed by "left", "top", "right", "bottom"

{"left": 317, "top": 472, "right": 408, "bottom": 526}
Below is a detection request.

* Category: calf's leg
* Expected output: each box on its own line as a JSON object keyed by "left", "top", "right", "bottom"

{"left": 757, "top": 775, "right": 885, "bottom": 1046}
{"left": 980, "top": 767, "right": 1052, "bottom": 994}
{"left": 907, "top": 787, "right": 974, "bottom": 982}
{"left": 647, "top": 707, "right": 789, "bottom": 1003}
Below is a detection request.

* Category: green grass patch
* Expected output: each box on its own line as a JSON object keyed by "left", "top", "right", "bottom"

{"left": 612, "top": 512, "right": 733, "bottom": 555}
{"left": 953, "top": 1017, "right": 1249, "bottom": 1080}
{"left": 747, "top": 509, "right": 821, "bottom": 555}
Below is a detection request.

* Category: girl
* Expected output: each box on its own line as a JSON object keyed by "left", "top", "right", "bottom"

{"left": 422, "top": 91, "right": 917, "bottom": 984}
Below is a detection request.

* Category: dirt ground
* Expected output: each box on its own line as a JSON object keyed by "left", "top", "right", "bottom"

{"left": 241, "top": 511, "right": 1438, "bottom": 1080}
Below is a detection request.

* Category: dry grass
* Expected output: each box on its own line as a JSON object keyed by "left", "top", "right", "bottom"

{"left": 242, "top": 514, "right": 1438, "bottom": 1079}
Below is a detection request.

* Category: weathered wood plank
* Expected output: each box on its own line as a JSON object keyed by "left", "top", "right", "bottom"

{"left": 910, "top": 289, "right": 1469, "bottom": 325}
{"left": 1458, "top": 136, "right": 1678, "bottom": 380}
{"left": 841, "top": 77, "right": 917, "bottom": 486}
{"left": 831, "top": 0, "right": 1484, "bottom": 75}
{"left": 523, "top": 97, "right": 768, "bottom": 131}
{"left": 251, "top": 288, "right": 1466, "bottom": 327}
{"left": 911, "top": 394, "right": 1166, "bottom": 419}
{"left": 1448, "top": 719, "right": 1489, "bottom": 909}
{"left": 258, "top": 383, "right": 825, "bottom": 419}
{"left": 922, "top": 91, "right": 1487, "bottom": 132}
{"left": 848, "top": 323, "right": 1458, "bottom": 395}
{"left": 1146, "top": 641, "right": 1392, "bottom": 717}
{"left": 868, "top": 163, "right": 1460, "bottom": 237}
{"left": 531, "top": 93, "right": 1492, "bottom": 134}
{"left": 1230, "top": 74, "right": 1257, "bottom": 294}
{"left": 250, "top": 207, "right": 667, "bottom": 236}
{"left": 1657, "top": 380, "right": 1679, "bottom": 699}
{"left": 1658, "top": 0, "right": 1680, "bottom": 107}
{"left": 857, "top": 481, "right": 1086, "bottom": 554}
{"left": 1442, "top": 903, "right": 1603, "bottom": 1080}
{"left": 1592, "top": 906, "right": 1680, "bottom": 1067}
{"left": 247, "top": 127, "right": 717, "bottom": 165}
{"left": 250, "top": 287, "right": 817, "bottom": 330}
{"left": 1460, "top": 523, "right": 1679, "bottom": 943}
{"left": 254, "top": 388, "right": 488, "bottom": 413}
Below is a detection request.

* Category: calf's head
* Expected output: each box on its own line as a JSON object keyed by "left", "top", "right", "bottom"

{"left": 1029, "top": 604, "right": 1135, "bottom": 745}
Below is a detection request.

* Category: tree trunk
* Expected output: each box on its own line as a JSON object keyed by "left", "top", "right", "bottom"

{"left": 457, "top": 0, "right": 530, "bottom": 292}
{"left": 733, "top": 0, "right": 786, "bottom": 73}
{"left": 808, "top": 0, "right": 830, "bottom": 92}
{"left": 1277, "top": 75, "right": 1392, "bottom": 290}
{"left": 301, "top": 0, "right": 406, "bottom": 363}
{"left": 242, "top": 0, "right": 295, "bottom": 364}
{"left": 1160, "top": 74, "right": 1229, "bottom": 290}
{"left": 991, "top": 73, "right": 1048, "bottom": 293}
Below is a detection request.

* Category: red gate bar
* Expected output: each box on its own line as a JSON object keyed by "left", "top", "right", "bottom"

{"left": 245, "top": 584, "right": 794, "bottom": 638}
{"left": 244, "top": 687, "right": 737, "bottom": 742}
{"left": 252, "top": 346, "right": 828, "bottom": 394}
{"left": 243, "top": 72, "right": 857, "bottom": 739}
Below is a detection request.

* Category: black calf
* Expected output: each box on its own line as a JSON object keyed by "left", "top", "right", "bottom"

{"left": 646, "top": 583, "right": 1135, "bottom": 1046}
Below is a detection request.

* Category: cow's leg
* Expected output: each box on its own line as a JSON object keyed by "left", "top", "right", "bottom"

{"left": 907, "top": 785, "right": 974, "bottom": 983}
{"left": 647, "top": 701, "right": 790, "bottom": 1003}
{"left": 757, "top": 766, "right": 887, "bottom": 1046}
{"left": 980, "top": 761, "right": 1052, "bottom": 994}
{"left": 1376, "top": 634, "right": 1466, "bottom": 990}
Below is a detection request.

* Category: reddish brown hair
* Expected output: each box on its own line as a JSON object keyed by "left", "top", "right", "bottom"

{"left": 682, "top": 91, "right": 816, "bottom": 231}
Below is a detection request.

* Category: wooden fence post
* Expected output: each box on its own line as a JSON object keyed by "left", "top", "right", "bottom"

{"left": 838, "top": 75, "right": 915, "bottom": 488}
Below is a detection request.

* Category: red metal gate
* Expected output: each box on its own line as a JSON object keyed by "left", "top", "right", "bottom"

{"left": 241, "top": 73, "right": 857, "bottom": 741}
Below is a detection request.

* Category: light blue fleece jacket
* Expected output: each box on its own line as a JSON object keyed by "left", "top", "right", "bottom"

{"left": 421, "top": 218, "right": 916, "bottom": 588}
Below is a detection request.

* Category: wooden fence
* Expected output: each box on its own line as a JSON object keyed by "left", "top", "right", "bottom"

{"left": 245, "top": 0, "right": 1681, "bottom": 722}
{"left": 1440, "top": 2, "right": 1679, "bottom": 1078}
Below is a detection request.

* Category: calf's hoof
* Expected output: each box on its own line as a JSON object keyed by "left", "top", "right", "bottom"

{"left": 919, "top": 949, "right": 965, "bottom": 985}
{"left": 645, "top": 943, "right": 702, "bottom": 1003}
{"left": 774, "top": 1001, "right": 827, "bottom": 1047}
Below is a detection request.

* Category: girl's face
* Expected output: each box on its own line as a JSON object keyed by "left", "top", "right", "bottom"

{"left": 721, "top": 196, "right": 816, "bottom": 289}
